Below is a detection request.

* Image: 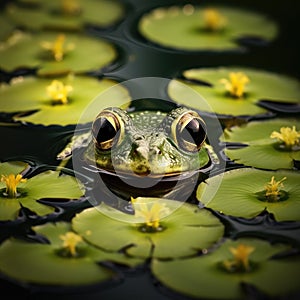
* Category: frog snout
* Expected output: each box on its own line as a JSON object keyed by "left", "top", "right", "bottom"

{"left": 132, "top": 141, "right": 161, "bottom": 160}
{"left": 129, "top": 139, "right": 163, "bottom": 176}
{"left": 131, "top": 139, "right": 149, "bottom": 160}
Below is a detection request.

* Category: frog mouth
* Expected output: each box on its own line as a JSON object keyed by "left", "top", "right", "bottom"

{"left": 84, "top": 161, "right": 212, "bottom": 179}
{"left": 84, "top": 163, "right": 210, "bottom": 202}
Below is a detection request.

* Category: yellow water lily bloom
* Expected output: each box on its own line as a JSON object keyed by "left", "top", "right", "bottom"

{"left": 220, "top": 72, "right": 250, "bottom": 98}
{"left": 60, "top": 232, "right": 83, "bottom": 257}
{"left": 61, "top": 0, "right": 81, "bottom": 15}
{"left": 264, "top": 176, "right": 286, "bottom": 202}
{"left": 270, "top": 126, "right": 300, "bottom": 148}
{"left": 46, "top": 80, "right": 73, "bottom": 105}
{"left": 131, "top": 198, "right": 170, "bottom": 230}
{"left": 203, "top": 8, "right": 227, "bottom": 32}
{"left": 1, "top": 174, "right": 27, "bottom": 198}
{"left": 41, "top": 34, "right": 75, "bottom": 62}
{"left": 223, "top": 243, "right": 255, "bottom": 272}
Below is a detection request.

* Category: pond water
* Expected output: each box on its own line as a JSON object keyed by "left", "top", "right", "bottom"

{"left": 0, "top": 0, "right": 300, "bottom": 299}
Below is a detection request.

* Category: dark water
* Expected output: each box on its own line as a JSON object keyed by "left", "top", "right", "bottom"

{"left": 0, "top": 0, "right": 300, "bottom": 299}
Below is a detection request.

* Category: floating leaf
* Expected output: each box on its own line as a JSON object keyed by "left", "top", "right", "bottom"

{"left": 0, "top": 14, "right": 16, "bottom": 41}
{"left": 0, "top": 31, "right": 118, "bottom": 76}
{"left": 139, "top": 5, "right": 277, "bottom": 51}
{"left": 72, "top": 199, "right": 224, "bottom": 259}
{"left": 223, "top": 118, "right": 300, "bottom": 169}
{"left": 0, "top": 161, "right": 83, "bottom": 221}
{"left": 0, "top": 76, "right": 131, "bottom": 125}
{"left": 0, "top": 222, "right": 142, "bottom": 286}
{"left": 152, "top": 238, "right": 297, "bottom": 299}
{"left": 197, "top": 168, "right": 300, "bottom": 221}
{"left": 6, "top": 0, "right": 125, "bottom": 31}
{"left": 168, "top": 67, "right": 300, "bottom": 117}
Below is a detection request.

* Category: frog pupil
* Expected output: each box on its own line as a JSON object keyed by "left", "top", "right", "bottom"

{"left": 184, "top": 119, "right": 206, "bottom": 147}
{"left": 177, "top": 118, "right": 206, "bottom": 151}
{"left": 92, "top": 117, "right": 118, "bottom": 144}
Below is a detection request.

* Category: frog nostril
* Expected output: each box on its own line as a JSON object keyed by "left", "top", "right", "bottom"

{"left": 150, "top": 146, "right": 162, "bottom": 155}
{"left": 132, "top": 149, "right": 139, "bottom": 157}
{"left": 133, "top": 133, "right": 144, "bottom": 141}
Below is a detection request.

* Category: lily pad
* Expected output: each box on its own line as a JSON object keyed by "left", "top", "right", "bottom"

{"left": 0, "top": 161, "right": 83, "bottom": 221}
{"left": 151, "top": 238, "right": 298, "bottom": 299}
{"left": 223, "top": 118, "right": 300, "bottom": 169}
{"left": 0, "top": 76, "right": 131, "bottom": 125}
{"left": 138, "top": 5, "right": 277, "bottom": 52}
{"left": 72, "top": 199, "right": 224, "bottom": 259}
{"left": 197, "top": 168, "right": 300, "bottom": 221}
{"left": 0, "top": 222, "right": 142, "bottom": 286}
{"left": 168, "top": 67, "right": 300, "bottom": 117}
{"left": 0, "top": 14, "right": 16, "bottom": 41}
{"left": 6, "top": 0, "right": 125, "bottom": 31}
{"left": 0, "top": 31, "right": 118, "bottom": 76}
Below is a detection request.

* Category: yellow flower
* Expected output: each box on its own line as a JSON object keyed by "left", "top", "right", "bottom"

{"left": 203, "top": 8, "right": 227, "bottom": 32}
{"left": 270, "top": 126, "right": 300, "bottom": 148}
{"left": 131, "top": 197, "right": 169, "bottom": 230}
{"left": 61, "top": 0, "right": 81, "bottom": 15}
{"left": 41, "top": 34, "right": 75, "bottom": 62}
{"left": 223, "top": 243, "right": 255, "bottom": 272}
{"left": 46, "top": 80, "right": 73, "bottom": 105}
{"left": 264, "top": 176, "right": 286, "bottom": 202}
{"left": 1, "top": 174, "right": 27, "bottom": 198}
{"left": 60, "top": 232, "right": 83, "bottom": 257}
{"left": 220, "top": 72, "right": 250, "bottom": 98}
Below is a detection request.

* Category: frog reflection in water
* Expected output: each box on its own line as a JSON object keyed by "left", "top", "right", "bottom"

{"left": 58, "top": 106, "right": 217, "bottom": 199}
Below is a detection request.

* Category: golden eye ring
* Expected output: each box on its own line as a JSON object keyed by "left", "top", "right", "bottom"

{"left": 91, "top": 109, "right": 123, "bottom": 151}
{"left": 172, "top": 111, "right": 207, "bottom": 152}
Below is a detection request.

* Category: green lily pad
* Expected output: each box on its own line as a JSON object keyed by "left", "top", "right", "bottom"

{"left": 0, "top": 161, "right": 83, "bottom": 221}
{"left": 168, "top": 67, "right": 300, "bottom": 117}
{"left": 6, "top": 0, "right": 125, "bottom": 31}
{"left": 0, "top": 76, "right": 130, "bottom": 125}
{"left": 0, "top": 161, "right": 29, "bottom": 221}
{"left": 0, "top": 14, "right": 16, "bottom": 41}
{"left": 197, "top": 168, "right": 300, "bottom": 221}
{"left": 138, "top": 5, "right": 277, "bottom": 51}
{"left": 0, "top": 222, "right": 142, "bottom": 286}
{"left": 222, "top": 118, "right": 300, "bottom": 169}
{"left": 0, "top": 31, "right": 117, "bottom": 76}
{"left": 152, "top": 238, "right": 298, "bottom": 299}
{"left": 72, "top": 199, "right": 224, "bottom": 259}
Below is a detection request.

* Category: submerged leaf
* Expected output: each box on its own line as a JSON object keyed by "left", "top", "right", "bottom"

{"left": 197, "top": 168, "right": 300, "bottom": 221}
{"left": 152, "top": 238, "right": 297, "bottom": 299}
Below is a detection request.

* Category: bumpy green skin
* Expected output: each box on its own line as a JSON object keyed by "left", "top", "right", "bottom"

{"left": 84, "top": 108, "right": 211, "bottom": 176}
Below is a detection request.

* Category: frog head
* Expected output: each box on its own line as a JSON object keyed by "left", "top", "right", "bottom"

{"left": 85, "top": 106, "right": 209, "bottom": 177}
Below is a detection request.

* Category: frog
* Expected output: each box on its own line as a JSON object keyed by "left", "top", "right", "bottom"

{"left": 57, "top": 106, "right": 218, "bottom": 200}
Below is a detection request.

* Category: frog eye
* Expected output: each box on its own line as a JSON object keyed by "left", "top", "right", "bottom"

{"left": 173, "top": 112, "right": 207, "bottom": 152}
{"left": 92, "top": 111, "right": 122, "bottom": 150}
